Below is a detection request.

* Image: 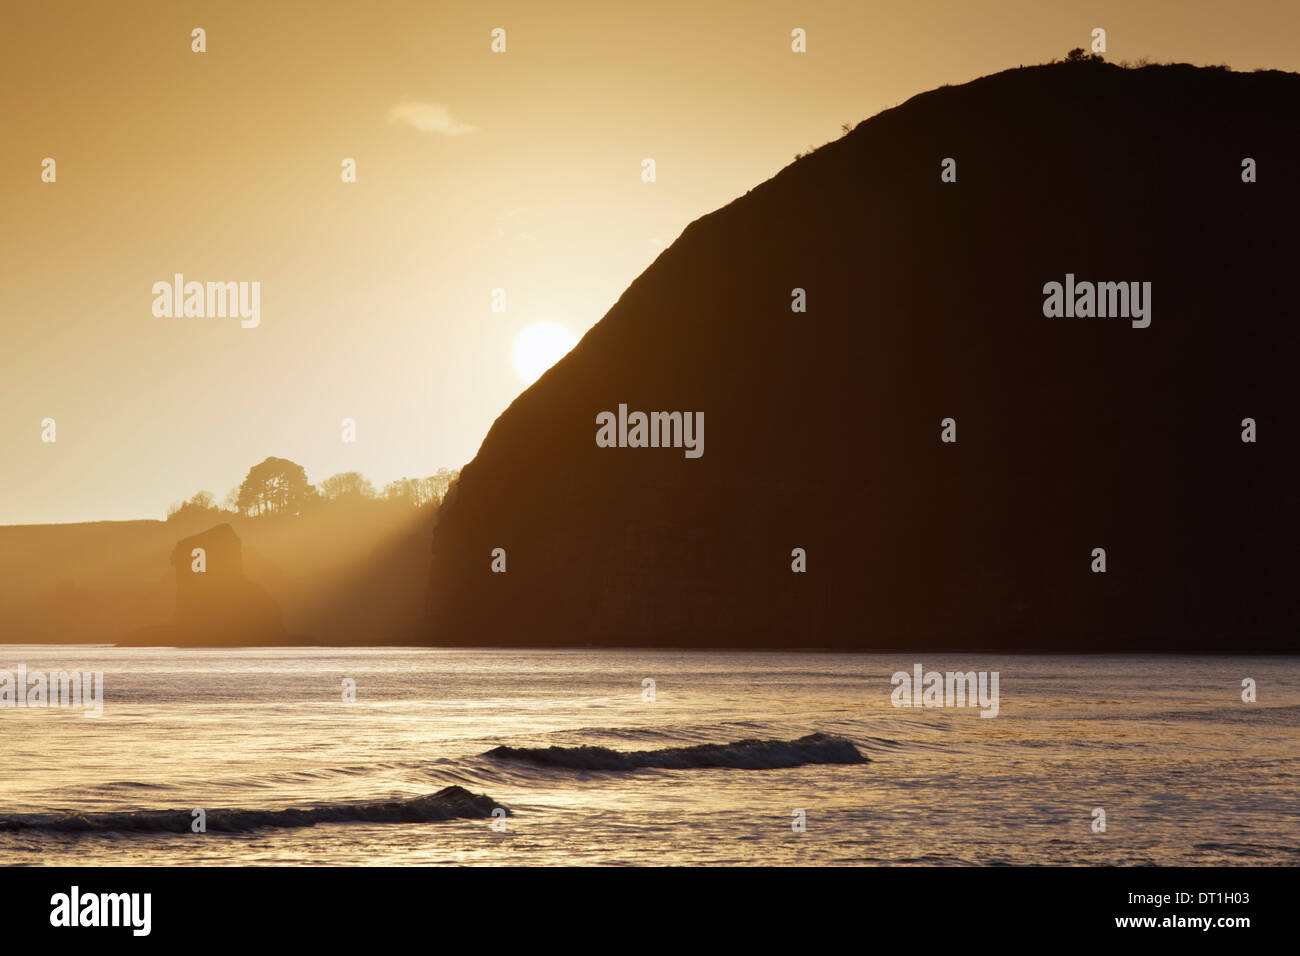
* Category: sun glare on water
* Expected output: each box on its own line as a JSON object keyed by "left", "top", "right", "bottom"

{"left": 511, "top": 321, "right": 579, "bottom": 386}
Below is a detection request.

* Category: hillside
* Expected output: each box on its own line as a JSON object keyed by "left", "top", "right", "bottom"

{"left": 0, "top": 506, "right": 434, "bottom": 645}
{"left": 422, "top": 62, "right": 1300, "bottom": 650}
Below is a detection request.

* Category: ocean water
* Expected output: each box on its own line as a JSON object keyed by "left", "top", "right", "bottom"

{"left": 0, "top": 645, "right": 1295, "bottom": 866}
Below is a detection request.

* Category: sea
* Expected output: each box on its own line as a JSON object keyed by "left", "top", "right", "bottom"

{"left": 0, "top": 646, "right": 1295, "bottom": 866}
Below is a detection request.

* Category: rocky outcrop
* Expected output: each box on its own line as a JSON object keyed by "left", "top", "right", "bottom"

{"left": 166, "top": 523, "right": 285, "bottom": 645}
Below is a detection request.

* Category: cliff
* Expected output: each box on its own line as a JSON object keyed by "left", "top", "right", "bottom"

{"left": 423, "top": 62, "right": 1300, "bottom": 650}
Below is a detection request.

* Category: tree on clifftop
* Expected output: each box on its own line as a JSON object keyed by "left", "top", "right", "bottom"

{"left": 1064, "top": 47, "right": 1105, "bottom": 63}
{"left": 166, "top": 490, "right": 221, "bottom": 521}
{"left": 235, "top": 457, "right": 313, "bottom": 516}
{"left": 319, "top": 471, "right": 376, "bottom": 502}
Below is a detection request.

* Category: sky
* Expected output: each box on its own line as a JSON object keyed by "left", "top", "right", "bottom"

{"left": 3, "top": 0, "right": 1297, "bottom": 525}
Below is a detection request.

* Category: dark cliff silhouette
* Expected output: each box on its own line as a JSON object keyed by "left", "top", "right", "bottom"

{"left": 423, "top": 62, "right": 1300, "bottom": 651}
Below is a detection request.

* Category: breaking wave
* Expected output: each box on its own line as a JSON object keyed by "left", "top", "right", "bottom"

{"left": 483, "top": 732, "right": 868, "bottom": 770}
{"left": 0, "top": 785, "right": 507, "bottom": 835}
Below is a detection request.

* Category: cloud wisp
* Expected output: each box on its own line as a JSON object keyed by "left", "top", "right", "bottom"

{"left": 388, "top": 101, "right": 479, "bottom": 136}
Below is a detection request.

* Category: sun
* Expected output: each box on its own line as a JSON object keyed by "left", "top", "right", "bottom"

{"left": 511, "top": 321, "right": 579, "bottom": 385}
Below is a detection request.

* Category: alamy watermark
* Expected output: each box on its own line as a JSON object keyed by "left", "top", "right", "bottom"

{"left": 1042, "top": 273, "right": 1151, "bottom": 328}
{"left": 152, "top": 273, "right": 260, "bottom": 328}
{"left": 0, "top": 665, "right": 103, "bottom": 717}
{"left": 50, "top": 886, "right": 150, "bottom": 936}
{"left": 595, "top": 404, "right": 704, "bottom": 458}
{"left": 890, "top": 664, "right": 999, "bottom": 718}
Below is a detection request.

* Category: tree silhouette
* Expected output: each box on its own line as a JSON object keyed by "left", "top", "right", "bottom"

{"left": 320, "top": 471, "right": 376, "bottom": 502}
{"left": 1065, "top": 47, "right": 1105, "bottom": 63}
{"left": 380, "top": 470, "right": 460, "bottom": 507}
{"left": 235, "top": 457, "right": 313, "bottom": 516}
{"left": 424, "top": 467, "right": 459, "bottom": 504}
{"left": 166, "top": 490, "right": 221, "bottom": 521}
{"left": 381, "top": 477, "right": 420, "bottom": 505}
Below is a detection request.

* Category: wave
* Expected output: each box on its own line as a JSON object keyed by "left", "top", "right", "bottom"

{"left": 0, "top": 786, "right": 508, "bottom": 835}
{"left": 483, "top": 732, "right": 868, "bottom": 771}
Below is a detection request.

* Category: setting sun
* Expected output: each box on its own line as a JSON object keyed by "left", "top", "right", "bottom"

{"left": 511, "top": 321, "right": 579, "bottom": 385}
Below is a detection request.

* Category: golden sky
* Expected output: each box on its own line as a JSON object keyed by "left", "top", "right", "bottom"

{"left": 3, "top": 0, "right": 1296, "bottom": 524}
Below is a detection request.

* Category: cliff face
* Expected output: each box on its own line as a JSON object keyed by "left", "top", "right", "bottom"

{"left": 424, "top": 63, "right": 1300, "bottom": 650}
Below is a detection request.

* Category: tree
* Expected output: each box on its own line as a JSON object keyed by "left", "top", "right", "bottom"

{"left": 320, "top": 471, "right": 376, "bottom": 502}
{"left": 381, "top": 477, "right": 420, "bottom": 505}
{"left": 235, "top": 457, "right": 313, "bottom": 516}
{"left": 1065, "top": 47, "right": 1104, "bottom": 63}
{"left": 376, "top": 470, "right": 460, "bottom": 508}
{"left": 166, "top": 490, "right": 221, "bottom": 521}
{"left": 423, "top": 468, "right": 460, "bottom": 505}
